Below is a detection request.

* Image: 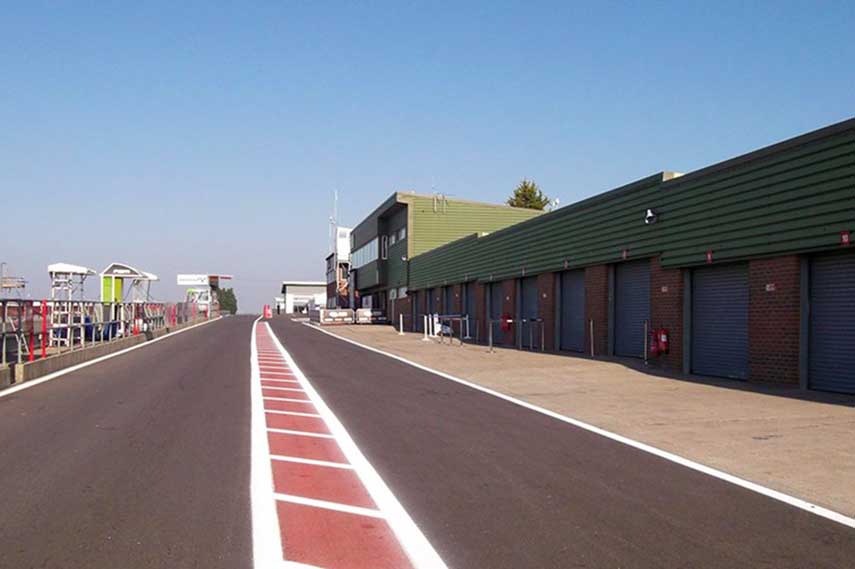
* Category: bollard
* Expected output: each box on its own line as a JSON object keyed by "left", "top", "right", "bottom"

{"left": 398, "top": 313, "right": 404, "bottom": 335}
{"left": 41, "top": 300, "right": 48, "bottom": 359}
{"left": 422, "top": 315, "right": 430, "bottom": 341}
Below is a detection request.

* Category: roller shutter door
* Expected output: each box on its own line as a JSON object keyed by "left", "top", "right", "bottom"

{"left": 560, "top": 270, "right": 585, "bottom": 352}
{"left": 520, "top": 276, "right": 539, "bottom": 348}
{"left": 614, "top": 260, "right": 650, "bottom": 357}
{"left": 427, "top": 288, "right": 436, "bottom": 315}
{"left": 489, "top": 282, "right": 504, "bottom": 344}
{"left": 809, "top": 253, "right": 855, "bottom": 394}
{"left": 691, "top": 264, "right": 748, "bottom": 380}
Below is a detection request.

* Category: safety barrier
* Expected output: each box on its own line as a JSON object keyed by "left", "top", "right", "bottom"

{"left": 0, "top": 298, "right": 215, "bottom": 367}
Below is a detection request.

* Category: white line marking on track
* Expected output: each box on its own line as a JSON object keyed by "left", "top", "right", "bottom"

{"left": 0, "top": 317, "right": 222, "bottom": 399}
{"left": 304, "top": 322, "right": 855, "bottom": 531}
{"left": 274, "top": 493, "right": 385, "bottom": 518}
{"left": 265, "top": 409, "right": 322, "bottom": 418}
{"left": 250, "top": 318, "right": 286, "bottom": 569}
{"left": 270, "top": 454, "right": 353, "bottom": 469}
{"left": 266, "top": 322, "right": 448, "bottom": 569}
{"left": 267, "top": 428, "right": 335, "bottom": 439}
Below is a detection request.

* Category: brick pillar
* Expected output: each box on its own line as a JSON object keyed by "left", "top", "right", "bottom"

{"left": 501, "top": 278, "right": 517, "bottom": 346}
{"left": 474, "top": 282, "right": 487, "bottom": 343}
{"left": 649, "top": 256, "right": 683, "bottom": 371}
{"left": 537, "top": 272, "right": 556, "bottom": 351}
{"left": 749, "top": 256, "right": 801, "bottom": 385}
{"left": 585, "top": 265, "right": 609, "bottom": 356}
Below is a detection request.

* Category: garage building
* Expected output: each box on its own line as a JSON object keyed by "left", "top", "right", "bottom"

{"left": 401, "top": 117, "right": 855, "bottom": 394}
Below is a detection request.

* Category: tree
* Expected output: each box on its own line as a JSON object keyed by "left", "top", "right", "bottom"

{"left": 507, "top": 179, "right": 550, "bottom": 210}
{"left": 218, "top": 287, "right": 238, "bottom": 315}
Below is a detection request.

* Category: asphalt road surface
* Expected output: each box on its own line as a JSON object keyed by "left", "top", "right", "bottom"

{"left": 2, "top": 314, "right": 853, "bottom": 568}
{"left": 268, "top": 317, "right": 855, "bottom": 569}
{"left": 0, "top": 316, "right": 254, "bottom": 569}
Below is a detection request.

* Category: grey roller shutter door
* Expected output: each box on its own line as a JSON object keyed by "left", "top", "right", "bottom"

{"left": 427, "top": 288, "right": 436, "bottom": 315}
{"left": 520, "top": 277, "right": 539, "bottom": 348}
{"left": 489, "top": 283, "right": 504, "bottom": 341}
{"left": 413, "top": 291, "right": 422, "bottom": 332}
{"left": 614, "top": 260, "right": 650, "bottom": 357}
{"left": 443, "top": 286, "right": 453, "bottom": 314}
{"left": 464, "top": 282, "right": 476, "bottom": 320}
{"left": 809, "top": 253, "right": 855, "bottom": 394}
{"left": 691, "top": 264, "right": 749, "bottom": 380}
{"left": 560, "top": 270, "right": 585, "bottom": 352}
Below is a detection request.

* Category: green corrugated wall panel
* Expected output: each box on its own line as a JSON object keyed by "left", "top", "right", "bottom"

{"left": 356, "top": 260, "right": 380, "bottom": 290}
{"left": 408, "top": 196, "right": 541, "bottom": 257}
{"left": 409, "top": 121, "right": 855, "bottom": 290}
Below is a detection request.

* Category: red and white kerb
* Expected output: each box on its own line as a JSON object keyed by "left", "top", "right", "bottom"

{"left": 251, "top": 322, "right": 445, "bottom": 569}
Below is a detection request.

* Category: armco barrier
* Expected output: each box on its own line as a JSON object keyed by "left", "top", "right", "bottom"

{"left": 310, "top": 308, "right": 355, "bottom": 325}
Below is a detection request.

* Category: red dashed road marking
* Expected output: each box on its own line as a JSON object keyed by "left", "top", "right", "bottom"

{"left": 251, "top": 321, "right": 445, "bottom": 569}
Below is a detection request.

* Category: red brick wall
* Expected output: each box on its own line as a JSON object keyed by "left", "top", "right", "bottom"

{"left": 650, "top": 256, "right": 684, "bottom": 371}
{"left": 748, "top": 256, "right": 801, "bottom": 385}
{"left": 585, "top": 265, "right": 609, "bottom": 356}
{"left": 431, "top": 288, "right": 442, "bottom": 315}
{"left": 451, "top": 284, "right": 462, "bottom": 313}
{"left": 473, "top": 282, "right": 487, "bottom": 343}
{"left": 501, "top": 279, "right": 517, "bottom": 346}
{"left": 537, "top": 272, "right": 556, "bottom": 351}
{"left": 394, "top": 296, "right": 413, "bottom": 331}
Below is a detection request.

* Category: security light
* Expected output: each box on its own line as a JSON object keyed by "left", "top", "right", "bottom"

{"left": 644, "top": 208, "right": 658, "bottom": 225}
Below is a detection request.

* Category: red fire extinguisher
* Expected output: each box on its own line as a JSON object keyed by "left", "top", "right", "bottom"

{"left": 500, "top": 312, "right": 512, "bottom": 332}
{"left": 658, "top": 328, "right": 669, "bottom": 354}
{"left": 649, "top": 328, "right": 660, "bottom": 357}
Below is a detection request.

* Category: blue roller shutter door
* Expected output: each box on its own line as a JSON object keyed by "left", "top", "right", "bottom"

{"left": 614, "top": 260, "right": 650, "bottom": 358}
{"left": 809, "top": 252, "right": 855, "bottom": 394}
{"left": 489, "top": 282, "right": 504, "bottom": 343}
{"left": 691, "top": 264, "right": 749, "bottom": 380}
{"left": 560, "top": 270, "right": 585, "bottom": 352}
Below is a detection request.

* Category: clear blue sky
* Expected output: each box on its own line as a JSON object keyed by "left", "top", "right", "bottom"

{"left": 2, "top": 2, "right": 853, "bottom": 311}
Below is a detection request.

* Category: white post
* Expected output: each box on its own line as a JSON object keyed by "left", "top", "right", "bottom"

{"left": 398, "top": 313, "right": 404, "bottom": 335}
{"left": 422, "top": 315, "right": 430, "bottom": 341}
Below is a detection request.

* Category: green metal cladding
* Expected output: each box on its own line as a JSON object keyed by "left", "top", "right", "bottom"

{"left": 351, "top": 191, "right": 542, "bottom": 293}
{"left": 409, "top": 118, "right": 855, "bottom": 290}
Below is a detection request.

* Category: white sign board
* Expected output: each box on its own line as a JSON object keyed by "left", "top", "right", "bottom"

{"left": 177, "top": 274, "right": 209, "bottom": 286}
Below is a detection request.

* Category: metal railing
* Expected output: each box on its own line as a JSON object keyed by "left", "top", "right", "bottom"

{"left": 1, "top": 298, "right": 213, "bottom": 366}
{"left": 487, "top": 317, "right": 545, "bottom": 353}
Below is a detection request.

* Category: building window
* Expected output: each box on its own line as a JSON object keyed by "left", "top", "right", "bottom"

{"left": 399, "top": 287, "right": 407, "bottom": 298}
{"left": 381, "top": 235, "right": 388, "bottom": 260}
{"left": 398, "top": 227, "right": 407, "bottom": 240}
{"left": 390, "top": 233, "right": 397, "bottom": 245}
{"left": 352, "top": 238, "right": 379, "bottom": 269}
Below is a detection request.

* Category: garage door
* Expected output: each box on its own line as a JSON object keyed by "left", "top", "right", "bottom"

{"left": 412, "top": 290, "right": 423, "bottom": 332}
{"left": 519, "top": 276, "right": 539, "bottom": 348}
{"left": 614, "top": 260, "right": 650, "bottom": 357}
{"left": 489, "top": 282, "right": 504, "bottom": 344}
{"left": 691, "top": 264, "right": 748, "bottom": 380}
{"left": 427, "top": 288, "right": 436, "bottom": 315}
{"left": 809, "top": 253, "right": 855, "bottom": 394}
{"left": 560, "top": 270, "right": 585, "bottom": 352}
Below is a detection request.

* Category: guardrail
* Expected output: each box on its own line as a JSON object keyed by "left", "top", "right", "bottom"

{"left": 0, "top": 299, "right": 214, "bottom": 366}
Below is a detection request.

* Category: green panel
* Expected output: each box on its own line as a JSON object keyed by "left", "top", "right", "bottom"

{"left": 408, "top": 195, "right": 541, "bottom": 257}
{"left": 101, "top": 277, "right": 123, "bottom": 302}
{"left": 355, "top": 261, "right": 380, "bottom": 290}
{"left": 409, "top": 119, "right": 855, "bottom": 290}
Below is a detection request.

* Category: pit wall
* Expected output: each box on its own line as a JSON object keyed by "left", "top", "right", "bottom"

{"left": 6, "top": 318, "right": 216, "bottom": 389}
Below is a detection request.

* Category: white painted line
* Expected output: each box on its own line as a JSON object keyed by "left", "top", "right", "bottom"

{"left": 250, "top": 319, "right": 286, "bottom": 569}
{"left": 270, "top": 454, "right": 353, "bottom": 469}
{"left": 304, "top": 322, "right": 855, "bottom": 531}
{"left": 267, "top": 428, "right": 335, "bottom": 439}
{"left": 0, "top": 318, "right": 222, "bottom": 399}
{"left": 261, "top": 386, "right": 305, "bottom": 393}
{"left": 274, "top": 493, "right": 384, "bottom": 519}
{"left": 265, "top": 409, "right": 322, "bottom": 418}
{"left": 266, "top": 323, "right": 448, "bottom": 569}
{"left": 264, "top": 396, "right": 312, "bottom": 403}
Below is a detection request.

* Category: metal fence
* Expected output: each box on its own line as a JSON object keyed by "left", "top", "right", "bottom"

{"left": 1, "top": 298, "right": 213, "bottom": 366}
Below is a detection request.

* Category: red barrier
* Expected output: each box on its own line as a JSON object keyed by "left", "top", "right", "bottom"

{"left": 41, "top": 300, "right": 48, "bottom": 359}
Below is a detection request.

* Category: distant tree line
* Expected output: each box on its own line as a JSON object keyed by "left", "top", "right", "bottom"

{"left": 218, "top": 287, "right": 238, "bottom": 315}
